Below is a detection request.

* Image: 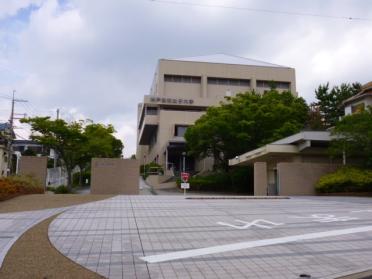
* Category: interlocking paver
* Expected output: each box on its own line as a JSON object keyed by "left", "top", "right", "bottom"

{"left": 0, "top": 207, "right": 67, "bottom": 268}
{"left": 49, "top": 196, "right": 372, "bottom": 278}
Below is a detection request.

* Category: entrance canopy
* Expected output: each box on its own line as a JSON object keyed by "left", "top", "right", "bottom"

{"left": 229, "top": 131, "right": 332, "bottom": 166}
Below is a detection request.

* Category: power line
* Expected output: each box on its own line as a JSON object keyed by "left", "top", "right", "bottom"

{"left": 150, "top": 0, "right": 372, "bottom": 22}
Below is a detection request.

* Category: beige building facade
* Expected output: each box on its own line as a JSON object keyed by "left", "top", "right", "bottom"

{"left": 229, "top": 131, "right": 341, "bottom": 196}
{"left": 137, "top": 54, "right": 296, "bottom": 176}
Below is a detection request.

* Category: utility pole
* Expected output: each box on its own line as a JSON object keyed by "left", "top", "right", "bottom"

{"left": 7, "top": 90, "right": 28, "bottom": 175}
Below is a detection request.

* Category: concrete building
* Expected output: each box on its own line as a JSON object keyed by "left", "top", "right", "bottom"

{"left": 343, "top": 81, "right": 372, "bottom": 115}
{"left": 137, "top": 54, "right": 297, "bottom": 176}
{"left": 229, "top": 131, "right": 340, "bottom": 196}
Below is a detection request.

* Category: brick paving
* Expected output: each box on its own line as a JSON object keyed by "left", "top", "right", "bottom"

{"left": 0, "top": 207, "right": 66, "bottom": 268}
{"left": 48, "top": 196, "right": 372, "bottom": 279}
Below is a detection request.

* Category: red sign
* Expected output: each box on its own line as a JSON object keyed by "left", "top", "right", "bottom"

{"left": 181, "top": 172, "right": 190, "bottom": 183}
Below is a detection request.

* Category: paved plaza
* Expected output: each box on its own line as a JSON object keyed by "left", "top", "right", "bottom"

{"left": 0, "top": 207, "right": 67, "bottom": 267}
{"left": 48, "top": 196, "right": 372, "bottom": 279}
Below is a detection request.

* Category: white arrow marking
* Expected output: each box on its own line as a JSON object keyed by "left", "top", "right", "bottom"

{"left": 217, "top": 219, "right": 283, "bottom": 230}
{"left": 140, "top": 225, "right": 372, "bottom": 263}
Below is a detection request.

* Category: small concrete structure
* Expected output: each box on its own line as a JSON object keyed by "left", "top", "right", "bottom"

{"left": 18, "top": 156, "right": 48, "bottom": 186}
{"left": 91, "top": 158, "right": 139, "bottom": 195}
{"left": 230, "top": 131, "right": 341, "bottom": 196}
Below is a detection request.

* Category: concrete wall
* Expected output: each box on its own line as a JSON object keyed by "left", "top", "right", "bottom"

{"left": 277, "top": 162, "right": 339, "bottom": 196}
{"left": 18, "top": 156, "right": 47, "bottom": 186}
{"left": 254, "top": 162, "right": 268, "bottom": 196}
{"left": 91, "top": 158, "right": 139, "bottom": 195}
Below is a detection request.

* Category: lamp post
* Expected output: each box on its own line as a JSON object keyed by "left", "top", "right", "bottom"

{"left": 182, "top": 152, "right": 186, "bottom": 172}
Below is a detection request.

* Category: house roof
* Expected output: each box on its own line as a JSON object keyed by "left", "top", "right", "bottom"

{"left": 0, "top": 122, "right": 10, "bottom": 131}
{"left": 229, "top": 131, "right": 331, "bottom": 166}
{"left": 164, "top": 54, "right": 289, "bottom": 68}
{"left": 343, "top": 81, "right": 372, "bottom": 106}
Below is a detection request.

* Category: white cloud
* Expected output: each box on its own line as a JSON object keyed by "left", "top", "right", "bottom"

{"left": 1, "top": 0, "right": 372, "bottom": 157}
{"left": 0, "top": 0, "right": 43, "bottom": 19}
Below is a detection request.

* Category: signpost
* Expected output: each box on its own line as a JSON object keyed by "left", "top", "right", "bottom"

{"left": 180, "top": 172, "right": 190, "bottom": 196}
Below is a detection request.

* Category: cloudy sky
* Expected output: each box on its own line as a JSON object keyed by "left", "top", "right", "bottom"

{"left": 0, "top": 0, "right": 371, "bottom": 157}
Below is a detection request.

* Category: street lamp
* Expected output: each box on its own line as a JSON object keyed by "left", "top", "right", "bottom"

{"left": 182, "top": 152, "right": 186, "bottom": 172}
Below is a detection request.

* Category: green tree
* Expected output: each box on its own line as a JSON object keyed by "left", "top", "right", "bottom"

{"left": 330, "top": 107, "right": 372, "bottom": 168}
{"left": 314, "top": 82, "right": 361, "bottom": 128}
{"left": 76, "top": 123, "right": 123, "bottom": 186}
{"left": 21, "top": 117, "right": 123, "bottom": 190}
{"left": 184, "top": 90, "right": 309, "bottom": 170}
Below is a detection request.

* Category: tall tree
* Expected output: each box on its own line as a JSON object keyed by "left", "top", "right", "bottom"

{"left": 330, "top": 107, "right": 372, "bottom": 168}
{"left": 184, "top": 90, "right": 309, "bottom": 170}
{"left": 21, "top": 117, "right": 123, "bottom": 190}
{"left": 314, "top": 82, "right": 361, "bottom": 128}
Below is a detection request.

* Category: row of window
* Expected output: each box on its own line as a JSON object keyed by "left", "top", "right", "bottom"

{"left": 207, "top": 77, "right": 250, "bottom": 86}
{"left": 256, "top": 80, "right": 290, "bottom": 89}
{"left": 164, "top": 74, "right": 290, "bottom": 89}
{"left": 164, "top": 75, "right": 201, "bottom": 84}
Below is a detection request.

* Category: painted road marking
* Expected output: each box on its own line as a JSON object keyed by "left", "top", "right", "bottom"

{"left": 140, "top": 225, "right": 372, "bottom": 263}
{"left": 352, "top": 210, "right": 372, "bottom": 213}
{"left": 291, "top": 214, "right": 358, "bottom": 223}
{"left": 217, "top": 219, "right": 283, "bottom": 230}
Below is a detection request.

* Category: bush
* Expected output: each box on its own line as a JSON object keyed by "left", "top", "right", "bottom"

{"left": 316, "top": 167, "right": 372, "bottom": 193}
{"left": 72, "top": 170, "right": 91, "bottom": 186}
{"left": 176, "top": 166, "right": 253, "bottom": 193}
{"left": 0, "top": 175, "right": 44, "bottom": 201}
{"left": 54, "top": 185, "right": 70, "bottom": 194}
{"left": 140, "top": 162, "right": 164, "bottom": 179}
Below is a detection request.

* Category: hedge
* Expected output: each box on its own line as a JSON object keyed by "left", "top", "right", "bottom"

{"left": 0, "top": 175, "right": 44, "bottom": 201}
{"left": 315, "top": 167, "right": 372, "bottom": 193}
{"left": 177, "top": 167, "right": 253, "bottom": 194}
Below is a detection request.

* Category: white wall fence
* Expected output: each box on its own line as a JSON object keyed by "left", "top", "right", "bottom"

{"left": 47, "top": 167, "right": 67, "bottom": 187}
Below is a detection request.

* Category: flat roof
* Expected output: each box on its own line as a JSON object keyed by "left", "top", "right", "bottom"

{"left": 229, "top": 131, "right": 331, "bottom": 166}
{"left": 164, "top": 54, "right": 289, "bottom": 68}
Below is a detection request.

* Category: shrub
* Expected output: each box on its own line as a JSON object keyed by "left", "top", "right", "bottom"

{"left": 176, "top": 166, "right": 253, "bottom": 193}
{"left": 140, "top": 162, "right": 163, "bottom": 179}
{"left": 316, "top": 167, "right": 372, "bottom": 193}
{"left": 0, "top": 175, "right": 44, "bottom": 201}
{"left": 73, "top": 170, "right": 91, "bottom": 186}
{"left": 54, "top": 185, "right": 70, "bottom": 194}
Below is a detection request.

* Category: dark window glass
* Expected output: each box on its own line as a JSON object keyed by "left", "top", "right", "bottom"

{"left": 175, "top": 125, "right": 188, "bottom": 137}
{"left": 164, "top": 75, "right": 201, "bottom": 84}
{"left": 146, "top": 107, "right": 158, "bottom": 115}
{"left": 207, "top": 77, "right": 250, "bottom": 87}
{"left": 257, "top": 80, "right": 290, "bottom": 89}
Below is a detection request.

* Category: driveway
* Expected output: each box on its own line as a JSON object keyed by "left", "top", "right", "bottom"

{"left": 48, "top": 195, "right": 372, "bottom": 279}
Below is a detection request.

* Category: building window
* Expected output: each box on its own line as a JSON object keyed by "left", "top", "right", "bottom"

{"left": 257, "top": 80, "right": 290, "bottom": 90}
{"left": 146, "top": 106, "right": 158, "bottom": 115}
{"left": 208, "top": 77, "right": 250, "bottom": 87}
{"left": 164, "top": 75, "right": 201, "bottom": 84}
{"left": 149, "top": 130, "right": 158, "bottom": 151}
{"left": 175, "top": 125, "right": 188, "bottom": 137}
{"left": 351, "top": 103, "right": 365, "bottom": 114}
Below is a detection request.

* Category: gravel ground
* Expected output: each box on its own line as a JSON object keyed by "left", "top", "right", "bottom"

{"left": 0, "top": 214, "right": 105, "bottom": 279}
{"left": 0, "top": 193, "right": 113, "bottom": 213}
